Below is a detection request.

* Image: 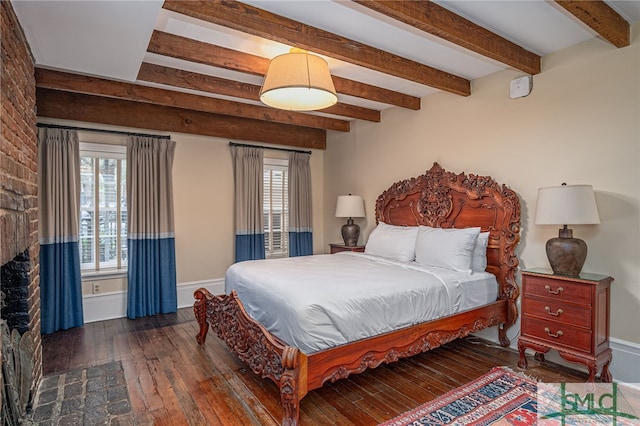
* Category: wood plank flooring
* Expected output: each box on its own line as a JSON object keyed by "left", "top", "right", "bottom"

{"left": 41, "top": 308, "right": 589, "bottom": 425}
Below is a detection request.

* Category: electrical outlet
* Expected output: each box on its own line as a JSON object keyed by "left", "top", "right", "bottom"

{"left": 92, "top": 282, "right": 100, "bottom": 294}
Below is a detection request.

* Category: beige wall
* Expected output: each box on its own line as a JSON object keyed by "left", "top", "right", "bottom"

{"left": 323, "top": 25, "right": 640, "bottom": 344}
{"left": 172, "top": 134, "right": 234, "bottom": 284}
{"left": 173, "top": 135, "right": 325, "bottom": 284}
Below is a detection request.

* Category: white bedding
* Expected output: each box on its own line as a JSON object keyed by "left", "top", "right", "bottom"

{"left": 225, "top": 252, "right": 498, "bottom": 354}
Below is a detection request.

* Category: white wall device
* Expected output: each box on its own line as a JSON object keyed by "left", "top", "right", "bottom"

{"left": 510, "top": 75, "right": 532, "bottom": 99}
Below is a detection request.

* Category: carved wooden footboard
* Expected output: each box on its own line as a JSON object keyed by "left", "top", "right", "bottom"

{"left": 195, "top": 163, "right": 521, "bottom": 425}
{"left": 194, "top": 289, "right": 307, "bottom": 425}
{"left": 195, "top": 288, "right": 511, "bottom": 425}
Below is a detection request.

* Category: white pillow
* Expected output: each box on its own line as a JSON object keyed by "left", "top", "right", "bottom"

{"left": 365, "top": 222, "right": 419, "bottom": 262}
{"left": 415, "top": 226, "right": 481, "bottom": 272}
{"left": 472, "top": 231, "right": 490, "bottom": 272}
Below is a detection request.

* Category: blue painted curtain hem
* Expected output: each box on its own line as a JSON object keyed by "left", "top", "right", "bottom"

{"left": 127, "top": 237, "right": 177, "bottom": 319}
{"left": 235, "top": 234, "right": 265, "bottom": 262}
{"left": 40, "top": 242, "right": 84, "bottom": 334}
{"left": 289, "top": 231, "right": 313, "bottom": 257}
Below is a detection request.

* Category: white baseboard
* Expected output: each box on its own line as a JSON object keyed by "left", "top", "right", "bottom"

{"left": 176, "top": 278, "right": 225, "bottom": 308}
{"left": 82, "top": 278, "right": 224, "bottom": 323}
{"left": 82, "top": 291, "right": 128, "bottom": 323}
{"left": 610, "top": 337, "right": 640, "bottom": 384}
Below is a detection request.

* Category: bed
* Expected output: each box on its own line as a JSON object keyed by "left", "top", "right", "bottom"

{"left": 194, "top": 162, "right": 521, "bottom": 425}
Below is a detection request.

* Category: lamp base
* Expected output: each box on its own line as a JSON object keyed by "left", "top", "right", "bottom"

{"left": 545, "top": 227, "right": 587, "bottom": 276}
{"left": 341, "top": 218, "right": 360, "bottom": 247}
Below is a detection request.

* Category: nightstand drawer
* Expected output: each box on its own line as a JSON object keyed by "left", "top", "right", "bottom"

{"left": 524, "top": 275, "right": 591, "bottom": 305}
{"left": 523, "top": 296, "right": 591, "bottom": 328}
{"left": 523, "top": 317, "right": 592, "bottom": 353}
{"left": 329, "top": 244, "right": 365, "bottom": 254}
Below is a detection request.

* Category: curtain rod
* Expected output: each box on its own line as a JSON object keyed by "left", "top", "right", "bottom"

{"left": 36, "top": 123, "right": 171, "bottom": 140}
{"left": 228, "top": 141, "right": 311, "bottom": 155}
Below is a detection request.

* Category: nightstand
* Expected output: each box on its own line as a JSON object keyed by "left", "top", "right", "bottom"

{"left": 518, "top": 268, "right": 613, "bottom": 382}
{"left": 329, "top": 244, "right": 365, "bottom": 254}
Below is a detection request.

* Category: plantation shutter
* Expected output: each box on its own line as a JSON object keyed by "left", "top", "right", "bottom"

{"left": 264, "top": 161, "right": 288, "bottom": 257}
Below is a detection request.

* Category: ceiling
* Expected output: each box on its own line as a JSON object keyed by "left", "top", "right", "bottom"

{"left": 11, "top": 0, "right": 640, "bottom": 149}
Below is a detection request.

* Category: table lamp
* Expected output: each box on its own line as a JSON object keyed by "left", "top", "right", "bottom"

{"left": 534, "top": 184, "right": 600, "bottom": 276}
{"left": 335, "top": 194, "right": 365, "bottom": 246}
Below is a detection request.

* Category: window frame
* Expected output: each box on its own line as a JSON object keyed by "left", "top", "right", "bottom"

{"left": 263, "top": 158, "right": 289, "bottom": 259}
{"left": 79, "top": 142, "right": 128, "bottom": 277}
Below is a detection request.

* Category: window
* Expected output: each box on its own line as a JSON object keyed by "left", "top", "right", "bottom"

{"left": 79, "top": 143, "right": 127, "bottom": 274}
{"left": 264, "top": 158, "right": 288, "bottom": 258}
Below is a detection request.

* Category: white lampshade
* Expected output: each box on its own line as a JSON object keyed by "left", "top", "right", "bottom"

{"left": 260, "top": 48, "right": 338, "bottom": 111}
{"left": 534, "top": 184, "right": 600, "bottom": 225}
{"left": 335, "top": 195, "right": 365, "bottom": 218}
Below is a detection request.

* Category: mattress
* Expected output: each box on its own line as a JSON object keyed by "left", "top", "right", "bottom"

{"left": 225, "top": 252, "right": 498, "bottom": 354}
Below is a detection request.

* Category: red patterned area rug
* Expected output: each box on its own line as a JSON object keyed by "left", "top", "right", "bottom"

{"left": 379, "top": 366, "right": 537, "bottom": 426}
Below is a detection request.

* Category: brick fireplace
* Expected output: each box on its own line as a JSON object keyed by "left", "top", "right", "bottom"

{"left": 1, "top": 0, "right": 41, "bottom": 420}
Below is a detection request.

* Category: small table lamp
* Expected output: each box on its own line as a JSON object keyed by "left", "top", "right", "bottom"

{"left": 335, "top": 194, "right": 365, "bottom": 246}
{"left": 534, "top": 184, "right": 600, "bottom": 276}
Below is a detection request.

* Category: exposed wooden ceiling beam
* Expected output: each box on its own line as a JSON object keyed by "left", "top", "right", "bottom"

{"left": 332, "top": 75, "right": 418, "bottom": 110}
{"left": 148, "top": 31, "right": 420, "bottom": 110}
{"left": 36, "top": 88, "right": 326, "bottom": 149}
{"left": 137, "top": 62, "right": 381, "bottom": 122}
{"left": 554, "top": 0, "right": 630, "bottom": 48}
{"left": 353, "top": 0, "right": 541, "bottom": 75}
{"left": 161, "top": 1, "right": 470, "bottom": 96}
{"left": 35, "top": 68, "right": 349, "bottom": 132}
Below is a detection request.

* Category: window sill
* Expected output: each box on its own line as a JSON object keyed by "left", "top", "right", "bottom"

{"left": 81, "top": 270, "right": 127, "bottom": 281}
{"left": 266, "top": 253, "right": 289, "bottom": 260}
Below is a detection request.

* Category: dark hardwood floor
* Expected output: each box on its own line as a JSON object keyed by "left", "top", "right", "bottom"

{"left": 41, "top": 308, "right": 588, "bottom": 425}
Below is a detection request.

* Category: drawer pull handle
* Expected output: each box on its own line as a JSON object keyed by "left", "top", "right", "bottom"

{"left": 544, "top": 306, "right": 564, "bottom": 316}
{"left": 544, "top": 327, "right": 563, "bottom": 338}
{"left": 545, "top": 285, "right": 564, "bottom": 295}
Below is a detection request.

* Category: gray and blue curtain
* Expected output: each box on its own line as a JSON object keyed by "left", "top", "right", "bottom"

{"left": 288, "top": 151, "right": 313, "bottom": 256}
{"left": 231, "top": 145, "right": 265, "bottom": 262}
{"left": 126, "top": 136, "right": 177, "bottom": 319}
{"left": 38, "top": 128, "right": 84, "bottom": 334}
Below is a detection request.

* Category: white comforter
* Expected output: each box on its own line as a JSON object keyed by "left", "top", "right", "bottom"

{"left": 225, "top": 252, "right": 497, "bottom": 354}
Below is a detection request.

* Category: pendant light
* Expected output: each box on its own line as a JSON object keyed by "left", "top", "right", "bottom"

{"left": 260, "top": 48, "right": 338, "bottom": 111}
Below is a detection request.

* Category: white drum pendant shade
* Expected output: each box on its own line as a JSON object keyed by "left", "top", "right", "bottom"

{"left": 260, "top": 49, "right": 337, "bottom": 111}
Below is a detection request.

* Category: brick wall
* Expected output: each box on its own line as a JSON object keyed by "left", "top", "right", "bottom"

{"left": 1, "top": 0, "right": 41, "bottom": 385}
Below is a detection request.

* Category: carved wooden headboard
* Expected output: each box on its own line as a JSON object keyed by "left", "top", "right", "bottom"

{"left": 375, "top": 162, "right": 521, "bottom": 303}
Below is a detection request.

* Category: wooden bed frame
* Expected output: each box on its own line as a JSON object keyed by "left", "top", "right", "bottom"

{"left": 194, "top": 163, "right": 521, "bottom": 425}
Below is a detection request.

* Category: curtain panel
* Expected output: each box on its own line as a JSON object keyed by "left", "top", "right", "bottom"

{"left": 126, "top": 136, "right": 177, "bottom": 319}
{"left": 38, "top": 128, "right": 84, "bottom": 334}
{"left": 231, "top": 145, "right": 265, "bottom": 262}
{"left": 288, "top": 151, "right": 313, "bottom": 256}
